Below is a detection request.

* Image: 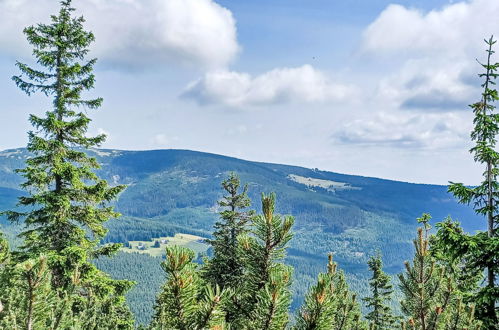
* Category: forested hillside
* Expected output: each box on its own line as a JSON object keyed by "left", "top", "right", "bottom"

{"left": 0, "top": 147, "right": 484, "bottom": 324}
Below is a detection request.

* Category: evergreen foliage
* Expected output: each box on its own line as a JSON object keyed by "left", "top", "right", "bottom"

{"left": 363, "top": 253, "right": 397, "bottom": 329}
{"left": 234, "top": 192, "right": 294, "bottom": 329}
{"left": 204, "top": 172, "right": 254, "bottom": 289}
{"left": 0, "top": 146, "right": 484, "bottom": 321}
{"left": 430, "top": 218, "right": 483, "bottom": 306}
{"left": 94, "top": 251, "right": 165, "bottom": 326}
{"left": 152, "top": 191, "right": 297, "bottom": 330}
{"left": 0, "top": 255, "right": 56, "bottom": 329}
{"left": 150, "top": 246, "right": 225, "bottom": 330}
{"left": 0, "top": 0, "right": 134, "bottom": 327}
{"left": 0, "top": 246, "right": 135, "bottom": 329}
{"left": 294, "top": 254, "right": 366, "bottom": 330}
{"left": 436, "top": 36, "right": 499, "bottom": 327}
{"left": 6, "top": 0, "right": 125, "bottom": 284}
{"left": 399, "top": 214, "right": 481, "bottom": 330}
{"left": 0, "top": 0, "right": 496, "bottom": 326}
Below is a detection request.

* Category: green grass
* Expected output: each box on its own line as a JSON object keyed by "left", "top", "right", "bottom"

{"left": 121, "top": 233, "right": 209, "bottom": 257}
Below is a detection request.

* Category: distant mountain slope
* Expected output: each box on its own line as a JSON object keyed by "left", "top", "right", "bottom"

{"left": 0, "top": 146, "right": 484, "bottom": 274}
{"left": 0, "top": 148, "right": 485, "bottom": 323}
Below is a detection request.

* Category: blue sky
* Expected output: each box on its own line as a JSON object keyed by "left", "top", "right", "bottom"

{"left": 0, "top": 0, "right": 498, "bottom": 184}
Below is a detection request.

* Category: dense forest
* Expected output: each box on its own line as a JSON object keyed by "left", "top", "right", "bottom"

{"left": 0, "top": 1, "right": 498, "bottom": 329}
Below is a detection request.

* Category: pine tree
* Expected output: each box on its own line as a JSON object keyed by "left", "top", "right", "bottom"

{"left": 435, "top": 36, "right": 499, "bottom": 327}
{"left": 150, "top": 246, "right": 226, "bottom": 330}
{"left": 294, "top": 254, "right": 366, "bottom": 330}
{"left": 399, "top": 214, "right": 480, "bottom": 330}
{"left": 0, "top": 232, "right": 8, "bottom": 268}
{"left": 2, "top": 0, "right": 134, "bottom": 327}
{"left": 0, "top": 232, "right": 10, "bottom": 323}
{"left": 249, "top": 265, "right": 293, "bottom": 330}
{"left": 363, "top": 253, "right": 396, "bottom": 329}
{"left": 234, "top": 192, "right": 294, "bottom": 329}
{"left": 204, "top": 172, "right": 253, "bottom": 290}
{"left": 151, "top": 192, "right": 294, "bottom": 329}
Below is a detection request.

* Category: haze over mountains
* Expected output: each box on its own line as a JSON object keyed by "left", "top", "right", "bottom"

{"left": 0, "top": 148, "right": 485, "bottom": 323}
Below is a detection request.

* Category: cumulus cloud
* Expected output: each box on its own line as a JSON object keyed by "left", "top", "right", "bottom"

{"left": 361, "top": 0, "right": 498, "bottom": 112}
{"left": 0, "top": 0, "right": 239, "bottom": 69}
{"left": 362, "top": 0, "right": 499, "bottom": 57}
{"left": 376, "top": 59, "right": 479, "bottom": 112}
{"left": 182, "top": 65, "right": 357, "bottom": 107}
{"left": 333, "top": 112, "right": 471, "bottom": 149}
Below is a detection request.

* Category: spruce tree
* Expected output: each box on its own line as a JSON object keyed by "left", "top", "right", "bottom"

{"left": 399, "top": 214, "right": 480, "bottom": 330}
{"left": 204, "top": 172, "right": 253, "bottom": 289}
{"left": 436, "top": 36, "right": 499, "bottom": 327}
{"left": 150, "top": 246, "right": 226, "bottom": 330}
{"left": 294, "top": 254, "right": 366, "bottom": 330}
{"left": 2, "top": 0, "right": 134, "bottom": 327}
{"left": 363, "top": 253, "right": 396, "bottom": 329}
{"left": 430, "top": 218, "right": 482, "bottom": 307}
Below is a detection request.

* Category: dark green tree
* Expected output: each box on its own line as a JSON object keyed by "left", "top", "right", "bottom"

{"left": 204, "top": 172, "right": 253, "bottom": 290}
{"left": 430, "top": 218, "right": 482, "bottom": 307}
{"left": 0, "top": 255, "right": 58, "bottom": 330}
{"left": 294, "top": 254, "right": 366, "bottom": 330}
{"left": 234, "top": 192, "right": 294, "bottom": 329}
{"left": 399, "top": 215, "right": 480, "bottom": 330}
{"left": 0, "top": 232, "right": 7, "bottom": 267}
{"left": 2, "top": 0, "right": 134, "bottom": 327}
{"left": 150, "top": 192, "right": 295, "bottom": 329}
{"left": 363, "top": 253, "right": 396, "bottom": 329}
{"left": 150, "top": 246, "right": 226, "bottom": 330}
{"left": 248, "top": 266, "right": 292, "bottom": 330}
{"left": 437, "top": 36, "right": 499, "bottom": 327}
{"left": 0, "top": 232, "right": 11, "bottom": 324}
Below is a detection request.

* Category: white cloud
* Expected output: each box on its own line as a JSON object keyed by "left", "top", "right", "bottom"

{"left": 182, "top": 65, "right": 357, "bottom": 107}
{"left": 0, "top": 0, "right": 239, "bottom": 69}
{"left": 376, "top": 58, "right": 479, "bottom": 111}
{"left": 360, "top": 0, "right": 498, "bottom": 112}
{"left": 334, "top": 111, "right": 471, "bottom": 149}
{"left": 362, "top": 0, "right": 499, "bottom": 57}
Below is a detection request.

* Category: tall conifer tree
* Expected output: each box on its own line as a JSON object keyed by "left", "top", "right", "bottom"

{"left": 204, "top": 172, "right": 253, "bottom": 289}
{"left": 436, "top": 36, "right": 499, "bottom": 327}
{"left": 2, "top": 0, "right": 134, "bottom": 327}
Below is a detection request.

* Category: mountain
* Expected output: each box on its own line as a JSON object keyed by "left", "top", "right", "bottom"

{"left": 0, "top": 148, "right": 485, "bottom": 324}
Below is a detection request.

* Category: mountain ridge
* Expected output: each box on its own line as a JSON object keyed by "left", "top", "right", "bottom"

{"left": 0, "top": 146, "right": 458, "bottom": 185}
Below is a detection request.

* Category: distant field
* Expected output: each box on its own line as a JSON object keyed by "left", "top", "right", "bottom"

{"left": 121, "top": 233, "right": 209, "bottom": 257}
{"left": 287, "top": 174, "right": 359, "bottom": 191}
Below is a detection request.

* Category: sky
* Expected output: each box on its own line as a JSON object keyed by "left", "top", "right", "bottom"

{"left": 1, "top": 0, "right": 498, "bottom": 185}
